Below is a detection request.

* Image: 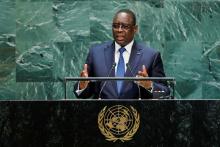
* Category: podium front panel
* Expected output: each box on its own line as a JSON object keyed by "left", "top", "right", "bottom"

{"left": 0, "top": 100, "right": 219, "bottom": 147}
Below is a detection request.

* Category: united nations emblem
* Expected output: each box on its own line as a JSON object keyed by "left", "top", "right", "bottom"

{"left": 98, "top": 105, "right": 140, "bottom": 142}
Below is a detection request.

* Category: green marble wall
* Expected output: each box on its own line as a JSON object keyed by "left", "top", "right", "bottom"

{"left": 0, "top": 0, "right": 219, "bottom": 99}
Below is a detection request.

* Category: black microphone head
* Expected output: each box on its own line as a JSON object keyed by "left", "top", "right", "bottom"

{"left": 113, "top": 63, "right": 116, "bottom": 67}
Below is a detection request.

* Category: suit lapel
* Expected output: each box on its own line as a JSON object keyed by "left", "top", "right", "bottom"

{"left": 104, "top": 42, "right": 118, "bottom": 96}
{"left": 122, "top": 42, "right": 143, "bottom": 95}
{"left": 125, "top": 41, "right": 143, "bottom": 77}
{"left": 104, "top": 42, "right": 115, "bottom": 76}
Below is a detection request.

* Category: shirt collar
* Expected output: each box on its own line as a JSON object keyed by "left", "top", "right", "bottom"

{"left": 115, "top": 40, "right": 134, "bottom": 54}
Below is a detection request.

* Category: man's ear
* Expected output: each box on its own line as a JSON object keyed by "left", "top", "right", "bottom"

{"left": 134, "top": 25, "right": 138, "bottom": 33}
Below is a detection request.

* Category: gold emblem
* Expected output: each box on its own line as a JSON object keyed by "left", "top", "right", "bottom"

{"left": 98, "top": 105, "right": 140, "bottom": 142}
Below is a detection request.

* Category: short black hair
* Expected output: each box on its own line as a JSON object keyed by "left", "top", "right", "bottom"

{"left": 114, "top": 9, "right": 136, "bottom": 25}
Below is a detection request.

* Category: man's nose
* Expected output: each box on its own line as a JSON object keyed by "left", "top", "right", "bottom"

{"left": 118, "top": 25, "right": 123, "bottom": 31}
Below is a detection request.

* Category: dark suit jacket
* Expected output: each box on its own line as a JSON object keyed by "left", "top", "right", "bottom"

{"left": 74, "top": 41, "right": 170, "bottom": 99}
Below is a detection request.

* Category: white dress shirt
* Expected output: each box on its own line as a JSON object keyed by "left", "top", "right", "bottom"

{"left": 114, "top": 40, "right": 134, "bottom": 73}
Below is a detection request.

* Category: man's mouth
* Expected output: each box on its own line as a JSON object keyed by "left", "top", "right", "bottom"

{"left": 116, "top": 36, "right": 125, "bottom": 41}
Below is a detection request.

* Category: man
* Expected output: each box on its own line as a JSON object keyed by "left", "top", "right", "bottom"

{"left": 74, "top": 9, "right": 170, "bottom": 99}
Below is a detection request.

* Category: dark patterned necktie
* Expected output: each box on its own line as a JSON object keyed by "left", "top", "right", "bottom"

{"left": 116, "top": 47, "right": 126, "bottom": 94}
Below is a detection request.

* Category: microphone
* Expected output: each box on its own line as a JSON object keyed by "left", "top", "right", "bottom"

{"left": 98, "top": 63, "right": 116, "bottom": 99}
{"left": 126, "top": 63, "right": 141, "bottom": 100}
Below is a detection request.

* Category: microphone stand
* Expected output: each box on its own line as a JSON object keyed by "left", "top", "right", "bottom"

{"left": 98, "top": 63, "right": 116, "bottom": 99}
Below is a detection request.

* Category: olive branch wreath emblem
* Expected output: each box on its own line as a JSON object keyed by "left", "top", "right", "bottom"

{"left": 98, "top": 105, "right": 140, "bottom": 142}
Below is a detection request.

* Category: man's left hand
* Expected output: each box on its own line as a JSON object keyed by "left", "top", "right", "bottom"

{"left": 136, "top": 65, "right": 152, "bottom": 90}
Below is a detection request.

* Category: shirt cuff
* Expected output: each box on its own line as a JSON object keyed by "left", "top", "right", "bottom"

{"left": 134, "top": 81, "right": 153, "bottom": 93}
{"left": 147, "top": 82, "right": 154, "bottom": 93}
{"left": 75, "top": 83, "right": 86, "bottom": 96}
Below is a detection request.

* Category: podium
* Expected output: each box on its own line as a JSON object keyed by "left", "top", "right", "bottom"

{"left": 0, "top": 100, "right": 219, "bottom": 147}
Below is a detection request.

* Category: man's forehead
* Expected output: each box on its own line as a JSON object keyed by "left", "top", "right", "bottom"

{"left": 113, "top": 12, "right": 133, "bottom": 22}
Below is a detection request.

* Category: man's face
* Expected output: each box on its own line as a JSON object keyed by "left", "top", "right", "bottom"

{"left": 112, "top": 12, "right": 138, "bottom": 47}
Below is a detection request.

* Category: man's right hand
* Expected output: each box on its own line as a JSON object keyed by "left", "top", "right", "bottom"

{"left": 79, "top": 64, "right": 89, "bottom": 90}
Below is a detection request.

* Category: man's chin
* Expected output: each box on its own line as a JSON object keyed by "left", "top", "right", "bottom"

{"left": 116, "top": 40, "right": 126, "bottom": 47}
